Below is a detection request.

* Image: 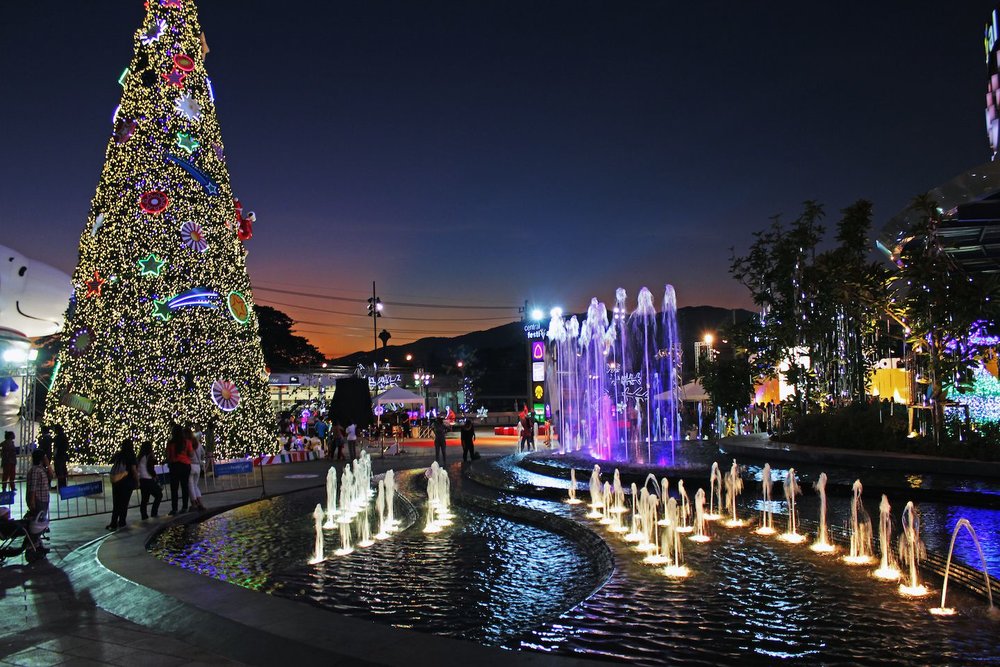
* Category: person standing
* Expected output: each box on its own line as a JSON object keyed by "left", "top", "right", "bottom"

{"left": 37, "top": 426, "right": 53, "bottom": 466}
{"left": 331, "top": 422, "right": 345, "bottom": 461}
{"left": 137, "top": 442, "right": 162, "bottom": 520}
{"left": 53, "top": 425, "right": 70, "bottom": 488}
{"left": 517, "top": 413, "right": 531, "bottom": 453}
{"left": 107, "top": 441, "right": 138, "bottom": 531}
{"left": 1, "top": 432, "right": 16, "bottom": 492}
{"left": 346, "top": 422, "right": 358, "bottom": 461}
{"left": 166, "top": 425, "right": 192, "bottom": 515}
{"left": 25, "top": 449, "right": 51, "bottom": 521}
{"left": 315, "top": 417, "right": 328, "bottom": 444}
{"left": 460, "top": 418, "right": 476, "bottom": 462}
{"left": 432, "top": 417, "right": 448, "bottom": 464}
{"left": 187, "top": 430, "right": 205, "bottom": 511}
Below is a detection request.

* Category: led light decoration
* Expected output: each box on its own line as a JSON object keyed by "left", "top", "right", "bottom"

{"left": 118, "top": 68, "right": 130, "bottom": 86}
{"left": 166, "top": 154, "right": 218, "bottom": 194}
{"left": 137, "top": 253, "right": 166, "bottom": 276}
{"left": 161, "top": 68, "right": 187, "bottom": 88}
{"left": 173, "top": 54, "right": 195, "bottom": 71}
{"left": 174, "top": 92, "right": 202, "bottom": 121}
{"left": 68, "top": 327, "right": 94, "bottom": 357}
{"left": 211, "top": 379, "right": 240, "bottom": 411}
{"left": 140, "top": 190, "right": 169, "bottom": 214}
{"left": 179, "top": 220, "right": 208, "bottom": 252}
{"left": 176, "top": 132, "right": 200, "bottom": 154}
{"left": 151, "top": 298, "right": 172, "bottom": 321}
{"left": 161, "top": 0, "right": 182, "bottom": 9}
{"left": 168, "top": 287, "right": 221, "bottom": 311}
{"left": 114, "top": 118, "right": 138, "bottom": 144}
{"left": 47, "top": 0, "right": 274, "bottom": 463}
{"left": 85, "top": 271, "right": 106, "bottom": 298}
{"left": 227, "top": 291, "right": 250, "bottom": 323}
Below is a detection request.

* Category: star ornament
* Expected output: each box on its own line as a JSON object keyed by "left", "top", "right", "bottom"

{"left": 161, "top": 68, "right": 187, "bottom": 88}
{"left": 176, "top": 132, "right": 200, "bottom": 154}
{"left": 174, "top": 92, "right": 202, "bottom": 122}
{"left": 85, "top": 271, "right": 107, "bottom": 298}
{"left": 137, "top": 253, "right": 166, "bottom": 276}
{"left": 152, "top": 298, "right": 173, "bottom": 322}
{"left": 140, "top": 19, "right": 166, "bottom": 46}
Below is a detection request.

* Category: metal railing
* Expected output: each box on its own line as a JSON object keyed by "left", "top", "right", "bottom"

{"left": 0, "top": 459, "right": 261, "bottom": 521}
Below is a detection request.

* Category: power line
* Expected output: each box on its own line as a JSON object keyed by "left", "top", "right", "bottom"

{"left": 257, "top": 298, "right": 515, "bottom": 322}
{"left": 253, "top": 285, "right": 518, "bottom": 310}
{"left": 294, "top": 318, "right": 483, "bottom": 335}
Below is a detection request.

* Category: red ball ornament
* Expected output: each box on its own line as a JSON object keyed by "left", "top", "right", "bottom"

{"left": 140, "top": 191, "right": 169, "bottom": 214}
{"left": 173, "top": 54, "right": 195, "bottom": 71}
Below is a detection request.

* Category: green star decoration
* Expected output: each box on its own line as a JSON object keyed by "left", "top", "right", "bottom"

{"left": 176, "top": 132, "right": 200, "bottom": 154}
{"left": 152, "top": 298, "right": 173, "bottom": 322}
{"left": 137, "top": 253, "right": 166, "bottom": 276}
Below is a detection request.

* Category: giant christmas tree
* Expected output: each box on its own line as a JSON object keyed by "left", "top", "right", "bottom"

{"left": 47, "top": 0, "right": 274, "bottom": 463}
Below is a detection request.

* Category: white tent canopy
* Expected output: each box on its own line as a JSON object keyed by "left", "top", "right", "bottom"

{"left": 654, "top": 380, "right": 709, "bottom": 403}
{"left": 374, "top": 386, "right": 425, "bottom": 407}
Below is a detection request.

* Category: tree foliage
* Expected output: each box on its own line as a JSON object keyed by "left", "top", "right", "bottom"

{"left": 256, "top": 305, "right": 326, "bottom": 370}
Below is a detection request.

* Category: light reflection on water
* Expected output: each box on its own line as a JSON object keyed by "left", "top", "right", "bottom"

{"left": 150, "top": 486, "right": 600, "bottom": 643}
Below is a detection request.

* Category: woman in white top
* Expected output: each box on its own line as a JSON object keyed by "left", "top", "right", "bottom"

{"left": 186, "top": 427, "right": 206, "bottom": 510}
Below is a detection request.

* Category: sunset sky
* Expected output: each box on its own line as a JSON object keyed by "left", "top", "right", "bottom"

{"left": 3, "top": 1, "right": 996, "bottom": 357}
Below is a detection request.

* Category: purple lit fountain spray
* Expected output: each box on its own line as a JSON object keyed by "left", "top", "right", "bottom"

{"left": 546, "top": 284, "right": 682, "bottom": 463}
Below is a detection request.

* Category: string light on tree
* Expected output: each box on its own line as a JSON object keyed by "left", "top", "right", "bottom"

{"left": 46, "top": 0, "right": 274, "bottom": 462}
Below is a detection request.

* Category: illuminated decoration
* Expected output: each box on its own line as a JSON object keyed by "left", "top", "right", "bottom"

{"left": 161, "top": 68, "right": 187, "bottom": 88}
{"left": 531, "top": 340, "right": 545, "bottom": 361}
{"left": 212, "top": 143, "right": 224, "bottom": 161}
{"left": 112, "top": 104, "right": 121, "bottom": 124}
{"left": 161, "top": 0, "right": 183, "bottom": 8}
{"left": 140, "top": 18, "right": 166, "bottom": 45}
{"left": 137, "top": 253, "right": 166, "bottom": 276}
{"left": 174, "top": 54, "right": 195, "bottom": 72}
{"left": 151, "top": 298, "right": 172, "bottom": 321}
{"left": 534, "top": 385, "right": 544, "bottom": 400}
{"left": 173, "top": 92, "right": 202, "bottom": 121}
{"left": 959, "top": 366, "right": 1000, "bottom": 423}
{"left": 227, "top": 291, "right": 250, "bottom": 323}
{"left": 166, "top": 154, "right": 218, "bottom": 195}
{"left": 90, "top": 213, "right": 105, "bottom": 238}
{"left": 118, "top": 68, "right": 129, "bottom": 86}
{"left": 987, "top": 7, "right": 1000, "bottom": 158}
{"left": 374, "top": 405, "right": 385, "bottom": 417}
{"left": 176, "top": 132, "right": 200, "bottom": 154}
{"left": 60, "top": 392, "right": 94, "bottom": 415}
{"left": 211, "top": 379, "right": 240, "bottom": 411}
{"left": 140, "top": 190, "right": 169, "bottom": 214}
{"left": 85, "top": 271, "right": 106, "bottom": 298}
{"left": 47, "top": 0, "right": 274, "bottom": 463}
{"left": 205, "top": 77, "right": 216, "bottom": 104}
{"left": 476, "top": 407, "right": 488, "bottom": 420}
{"left": 68, "top": 327, "right": 94, "bottom": 357}
{"left": 179, "top": 220, "right": 208, "bottom": 252}
{"left": 234, "top": 198, "right": 256, "bottom": 240}
{"left": 114, "top": 118, "right": 138, "bottom": 144}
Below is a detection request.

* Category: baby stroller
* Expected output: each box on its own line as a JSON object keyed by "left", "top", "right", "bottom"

{"left": 0, "top": 510, "right": 50, "bottom": 564}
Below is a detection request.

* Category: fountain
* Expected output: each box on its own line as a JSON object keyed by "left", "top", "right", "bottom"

{"left": 356, "top": 501, "right": 374, "bottom": 547}
{"left": 567, "top": 468, "right": 582, "bottom": 504}
{"left": 374, "top": 479, "right": 390, "bottom": 540}
{"left": 756, "top": 463, "right": 775, "bottom": 536}
{"left": 929, "top": 519, "right": 994, "bottom": 616}
{"left": 625, "top": 483, "right": 644, "bottom": 542}
{"left": 690, "top": 488, "right": 710, "bottom": 543}
{"left": 546, "top": 285, "right": 682, "bottom": 462}
{"left": 706, "top": 462, "right": 723, "bottom": 521}
{"left": 309, "top": 504, "right": 325, "bottom": 564}
{"left": 323, "top": 467, "right": 338, "bottom": 529}
{"left": 611, "top": 470, "right": 626, "bottom": 514}
{"left": 600, "top": 482, "right": 613, "bottom": 526}
{"left": 338, "top": 467, "right": 356, "bottom": 523}
{"left": 661, "top": 497, "right": 690, "bottom": 577}
{"left": 658, "top": 477, "right": 670, "bottom": 526}
{"left": 587, "top": 465, "right": 604, "bottom": 518}
{"left": 637, "top": 491, "right": 659, "bottom": 554}
{"left": 810, "top": 472, "right": 835, "bottom": 553}
{"left": 779, "top": 468, "right": 805, "bottom": 543}
{"left": 898, "top": 501, "right": 928, "bottom": 597}
{"left": 842, "top": 480, "right": 874, "bottom": 565}
{"left": 873, "top": 495, "right": 901, "bottom": 580}
{"left": 384, "top": 470, "right": 398, "bottom": 532}
{"left": 334, "top": 509, "right": 354, "bottom": 556}
{"left": 723, "top": 459, "right": 745, "bottom": 527}
{"left": 676, "top": 480, "right": 692, "bottom": 533}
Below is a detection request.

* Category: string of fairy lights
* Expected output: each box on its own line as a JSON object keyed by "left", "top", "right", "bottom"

{"left": 47, "top": 0, "right": 273, "bottom": 462}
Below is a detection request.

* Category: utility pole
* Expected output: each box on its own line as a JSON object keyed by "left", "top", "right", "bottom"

{"left": 368, "top": 281, "right": 383, "bottom": 441}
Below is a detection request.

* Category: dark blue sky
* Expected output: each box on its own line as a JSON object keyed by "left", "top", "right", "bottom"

{"left": 2, "top": 1, "right": 996, "bottom": 355}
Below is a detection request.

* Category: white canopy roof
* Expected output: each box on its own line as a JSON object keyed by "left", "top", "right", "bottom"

{"left": 654, "top": 380, "right": 709, "bottom": 403}
{"left": 374, "top": 386, "right": 425, "bottom": 406}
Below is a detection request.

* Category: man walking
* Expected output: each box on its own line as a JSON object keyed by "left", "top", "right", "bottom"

{"left": 346, "top": 421, "right": 358, "bottom": 460}
{"left": 432, "top": 417, "right": 448, "bottom": 464}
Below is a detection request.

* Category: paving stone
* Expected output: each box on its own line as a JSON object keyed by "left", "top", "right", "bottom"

{"left": 2, "top": 648, "right": 64, "bottom": 667}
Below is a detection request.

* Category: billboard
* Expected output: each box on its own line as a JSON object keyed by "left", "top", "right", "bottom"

{"left": 986, "top": 7, "right": 1000, "bottom": 157}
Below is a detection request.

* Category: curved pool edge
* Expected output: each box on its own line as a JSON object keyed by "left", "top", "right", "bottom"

{"left": 88, "top": 496, "right": 606, "bottom": 667}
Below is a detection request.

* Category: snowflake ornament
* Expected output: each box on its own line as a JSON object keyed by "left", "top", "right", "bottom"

{"left": 173, "top": 92, "right": 202, "bottom": 122}
{"left": 140, "top": 19, "right": 166, "bottom": 46}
